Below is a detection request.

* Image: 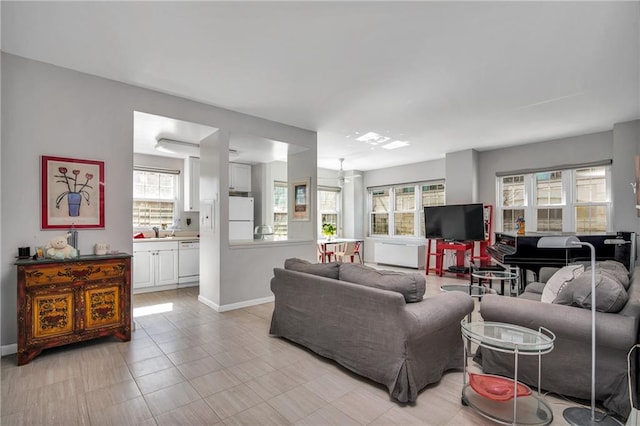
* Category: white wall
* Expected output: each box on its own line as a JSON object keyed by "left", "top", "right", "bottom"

{"left": 1, "top": 54, "right": 317, "bottom": 347}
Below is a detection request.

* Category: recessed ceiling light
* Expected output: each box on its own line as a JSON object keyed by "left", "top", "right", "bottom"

{"left": 381, "top": 140, "right": 410, "bottom": 150}
{"left": 356, "top": 131, "right": 391, "bottom": 145}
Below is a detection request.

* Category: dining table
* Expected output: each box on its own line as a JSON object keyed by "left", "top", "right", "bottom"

{"left": 317, "top": 238, "right": 364, "bottom": 263}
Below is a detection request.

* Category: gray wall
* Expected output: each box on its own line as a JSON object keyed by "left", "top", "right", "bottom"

{"left": 477, "top": 130, "right": 613, "bottom": 206}
{"left": 612, "top": 120, "right": 640, "bottom": 233}
{"left": 364, "top": 158, "right": 445, "bottom": 188}
{"left": 1, "top": 54, "right": 317, "bottom": 348}
{"left": 445, "top": 149, "right": 479, "bottom": 204}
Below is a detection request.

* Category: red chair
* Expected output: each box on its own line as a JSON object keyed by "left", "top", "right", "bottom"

{"left": 317, "top": 243, "right": 336, "bottom": 263}
{"left": 353, "top": 241, "right": 363, "bottom": 264}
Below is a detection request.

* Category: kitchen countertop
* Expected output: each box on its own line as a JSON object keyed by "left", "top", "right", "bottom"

{"left": 133, "top": 236, "right": 199, "bottom": 242}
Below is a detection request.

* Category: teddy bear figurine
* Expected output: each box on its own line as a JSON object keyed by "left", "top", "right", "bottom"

{"left": 45, "top": 235, "right": 78, "bottom": 259}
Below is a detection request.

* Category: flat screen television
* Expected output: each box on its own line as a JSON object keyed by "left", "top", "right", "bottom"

{"left": 424, "top": 203, "right": 486, "bottom": 241}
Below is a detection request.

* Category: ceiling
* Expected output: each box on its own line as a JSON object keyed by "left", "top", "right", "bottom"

{"left": 2, "top": 1, "right": 639, "bottom": 171}
{"left": 133, "top": 111, "right": 307, "bottom": 164}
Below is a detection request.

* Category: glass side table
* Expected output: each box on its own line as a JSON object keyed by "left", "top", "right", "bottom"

{"left": 461, "top": 320, "right": 556, "bottom": 425}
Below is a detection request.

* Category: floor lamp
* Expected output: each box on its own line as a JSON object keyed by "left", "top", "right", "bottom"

{"left": 537, "top": 236, "right": 623, "bottom": 426}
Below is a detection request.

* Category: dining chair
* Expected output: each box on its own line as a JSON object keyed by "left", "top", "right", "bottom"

{"left": 317, "top": 243, "right": 336, "bottom": 263}
{"left": 353, "top": 241, "right": 363, "bottom": 264}
{"left": 335, "top": 242, "right": 356, "bottom": 263}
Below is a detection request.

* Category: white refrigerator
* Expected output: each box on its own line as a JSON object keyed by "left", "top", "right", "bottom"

{"left": 229, "top": 197, "right": 254, "bottom": 241}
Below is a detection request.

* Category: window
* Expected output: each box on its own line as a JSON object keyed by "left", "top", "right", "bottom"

{"left": 500, "top": 175, "right": 525, "bottom": 232}
{"left": 133, "top": 169, "right": 178, "bottom": 227}
{"left": 535, "top": 171, "right": 563, "bottom": 232}
{"left": 273, "top": 181, "right": 288, "bottom": 236}
{"left": 575, "top": 167, "right": 608, "bottom": 232}
{"left": 318, "top": 187, "right": 340, "bottom": 235}
{"left": 369, "top": 181, "right": 445, "bottom": 237}
{"left": 371, "top": 188, "right": 390, "bottom": 235}
{"left": 394, "top": 185, "right": 415, "bottom": 236}
{"left": 420, "top": 183, "right": 446, "bottom": 237}
{"left": 496, "top": 165, "right": 611, "bottom": 233}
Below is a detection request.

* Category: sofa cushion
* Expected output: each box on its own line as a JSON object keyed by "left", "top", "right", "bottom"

{"left": 596, "top": 260, "right": 630, "bottom": 290}
{"left": 339, "top": 263, "right": 426, "bottom": 302}
{"left": 541, "top": 264, "right": 584, "bottom": 303}
{"left": 284, "top": 258, "right": 340, "bottom": 279}
{"left": 572, "top": 270, "right": 629, "bottom": 313}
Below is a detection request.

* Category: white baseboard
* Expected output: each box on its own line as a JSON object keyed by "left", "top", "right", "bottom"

{"left": 2, "top": 344, "right": 17, "bottom": 356}
{"left": 198, "top": 294, "right": 220, "bottom": 311}
{"left": 198, "top": 295, "right": 274, "bottom": 312}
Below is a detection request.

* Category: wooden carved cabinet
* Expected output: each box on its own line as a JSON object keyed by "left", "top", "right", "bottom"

{"left": 15, "top": 254, "right": 132, "bottom": 365}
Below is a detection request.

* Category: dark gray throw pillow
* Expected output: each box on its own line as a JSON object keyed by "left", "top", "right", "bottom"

{"left": 595, "top": 260, "right": 630, "bottom": 289}
{"left": 569, "top": 271, "right": 629, "bottom": 313}
{"left": 338, "top": 263, "right": 426, "bottom": 303}
{"left": 284, "top": 258, "right": 340, "bottom": 279}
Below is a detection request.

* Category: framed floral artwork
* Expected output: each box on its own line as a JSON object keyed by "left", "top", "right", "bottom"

{"left": 41, "top": 156, "right": 105, "bottom": 229}
{"left": 290, "top": 177, "right": 311, "bottom": 221}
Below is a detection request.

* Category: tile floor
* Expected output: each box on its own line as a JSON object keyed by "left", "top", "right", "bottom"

{"left": 1, "top": 267, "right": 584, "bottom": 425}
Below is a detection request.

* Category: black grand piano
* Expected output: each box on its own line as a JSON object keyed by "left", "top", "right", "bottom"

{"left": 487, "top": 231, "right": 636, "bottom": 282}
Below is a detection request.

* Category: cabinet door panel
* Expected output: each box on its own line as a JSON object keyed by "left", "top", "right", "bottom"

{"left": 85, "top": 285, "right": 121, "bottom": 329}
{"left": 32, "top": 292, "right": 74, "bottom": 339}
{"left": 133, "top": 251, "right": 154, "bottom": 288}
{"left": 229, "top": 163, "right": 251, "bottom": 192}
{"left": 156, "top": 250, "right": 178, "bottom": 286}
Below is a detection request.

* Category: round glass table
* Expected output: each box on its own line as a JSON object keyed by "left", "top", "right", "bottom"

{"left": 440, "top": 284, "right": 496, "bottom": 298}
{"left": 461, "top": 320, "right": 555, "bottom": 425}
{"left": 471, "top": 269, "right": 519, "bottom": 296}
{"left": 441, "top": 284, "right": 496, "bottom": 322}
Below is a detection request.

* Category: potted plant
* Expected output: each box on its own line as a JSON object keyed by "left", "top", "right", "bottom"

{"left": 322, "top": 223, "right": 337, "bottom": 241}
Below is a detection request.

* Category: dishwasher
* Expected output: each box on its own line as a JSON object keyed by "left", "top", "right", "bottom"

{"left": 178, "top": 240, "right": 199, "bottom": 286}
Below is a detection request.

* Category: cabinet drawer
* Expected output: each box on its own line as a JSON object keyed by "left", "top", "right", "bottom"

{"left": 22, "top": 260, "right": 128, "bottom": 287}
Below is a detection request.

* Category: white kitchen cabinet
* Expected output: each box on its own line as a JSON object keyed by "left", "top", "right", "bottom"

{"left": 132, "top": 249, "right": 154, "bottom": 289}
{"left": 229, "top": 162, "right": 251, "bottom": 192}
{"left": 133, "top": 241, "right": 179, "bottom": 292}
{"left": 184, "top": 156, "right": 200, "bottom": 211}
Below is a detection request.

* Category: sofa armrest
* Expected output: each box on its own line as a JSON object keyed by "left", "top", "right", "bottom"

{"left": 403, "top": 292, "right": 474, "bottom": 336}
{"left": 480, "top": 294, "right": 638, "bottom": 351}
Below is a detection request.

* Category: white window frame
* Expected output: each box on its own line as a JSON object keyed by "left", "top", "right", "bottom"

{"left": 496, "top": 165, "right": 612, "bottom": 233}
{"left": 273, "top": 180, "right": 288, "bottom": 236}
{"left": 317, "top": 186, "right": 341, "bottom": 236}
{"left": 132, "top": 168, "right": 179, "bottom": 229}
{"left": 368, "top": 180, "right": 445, "bottom": 238}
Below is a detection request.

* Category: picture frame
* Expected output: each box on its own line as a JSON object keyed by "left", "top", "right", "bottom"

{"left": 41, "top": 156, "right": 105, "bottom": 229}
{"left": 291, "top": 177, "right": 311, "bottom": 221}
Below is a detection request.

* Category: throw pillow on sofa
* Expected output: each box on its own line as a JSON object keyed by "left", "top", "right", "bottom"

{"left": 284, "top": 258, "right": 340, "bottom": 279}
{"left": 572, "top": 270, "right": 629, "bottom": 313}
{"left": 595, "top": 260, "right": 630, "bottom": 289}
{"left": 338, "top": 263, "right": 426, "bottom": 303}
{"left": 541, "top": 264, "right": 584, "bottom": 303}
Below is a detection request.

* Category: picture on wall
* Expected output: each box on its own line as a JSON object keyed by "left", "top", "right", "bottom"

{"left": 291, "top": 177, "right": 310, "bottom": 221}
{"left": 41, "top": 156, "right": 105, "bottom": 229}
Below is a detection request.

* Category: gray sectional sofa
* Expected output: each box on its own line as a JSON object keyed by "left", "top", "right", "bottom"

{"left": 269, "top": 259, "right": 474, "bottom": 403}
{"left": 478, "top": 262, "right": 640, "bottom": 418}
